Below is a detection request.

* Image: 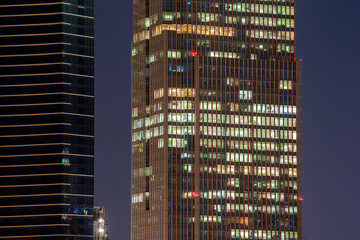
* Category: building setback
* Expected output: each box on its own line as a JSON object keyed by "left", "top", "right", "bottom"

{"left": 131, "top": 0, "right": 302, "bottom": 240}
{"left": 0, "top": 0, "right": 94, "bottom": 239}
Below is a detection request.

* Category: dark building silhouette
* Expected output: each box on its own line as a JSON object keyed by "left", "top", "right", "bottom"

{"left": 131, "top": 0, "right": 302, "bottom": 240}
{"left": 0, "top": 0, "right": 94, "bottom": 239}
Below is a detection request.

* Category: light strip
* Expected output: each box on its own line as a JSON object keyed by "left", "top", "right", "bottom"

{"left": 0, "top": 82, "right": 71, "bottom": 87}
{"left": 0, "top": 112, "right": 94, "bottom": 118}
{"left": 65, "top": 52, "right": 94, "bottom": 58}
{"left": 0, "top": 203, "right": 70, "bottom": 208}
{"left": 0, "top": 123, "right": 71, "bottom": 128}
{"left": 0, "top": 52, "right": 63, "bottom": 58}
{"left": 0, "top": 153, "right": 94, "bottom": 158}
{"left": 0, "top": 72, "right": 94, "bottom": 78}
{"left": 0, "top": 234, "right": 93, "bottom": 239}
{"left": 0, "top": 32, "right": 94, "bottom": 39}
{"left": 0, "top": 62, "right": 70, "bottom": 68}
{"left": 0, "top": 2, "right": 63, "bottom": 7}
{"left": 0, "top": 42, "right": 70, "bottom": 48}
{"left": 0, "top": 143, "right": 70, "bottom": 148}
{"left": 0, "top": 224, "right": 70, "bottom": 229}
{"left": 0, "top": 173, "right": 93, "bottom": 178}
{"left": 0, "top": 193, "right": 94, "bottom": 200}
{"left": 0, "top": 92, "right": 93, "bottom": 98}
{"left": 0, "top": 22, "right": 70, "bottom": 28}
{"left": 0, "top": 102, "right": 71, "bottom": 107}
{"left": 0, "top": 183, "right": 71, "bottom": 188}
{"left": 0, "top": 52, "right": 94, "bottom": 59}
{"left": 0, "top": 213, "right": 93, "bottom": 218}
{"left": 0, "top": 12, "right": 94, "bottom": 20}
{"left": 0, "top": 163, "right": 68, "bottom": 168}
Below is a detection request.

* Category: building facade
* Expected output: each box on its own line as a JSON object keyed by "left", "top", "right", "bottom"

{"left": 0, "top": 0, "right": 94, "bottom": 239}
{"left": 93, "top": 206, "right": 109, "bottom": 240}
{"left": 131, "top": 1, "right": 301, "bottom": 240}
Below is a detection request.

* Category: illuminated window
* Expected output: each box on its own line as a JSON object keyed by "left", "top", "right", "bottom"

{"left": 168, "top": 100, "right": 194, "bottom": 110}
{"left": 154, "top": 88, "right": 164, "bottom": 99}
{"left": 167, "top": 50, "right": 182, "bottom": 59}
{"left": 279, "top": 80, "right": 293, "bottom": 90}
{"left": 62, "top": 157, "right": 70, "bottom": 164}
{"left": 153, "top": 24, "right": 235, "bottom": 37}
{"left": 145, "top": 18, "right": 150, "bottom": 28}
{"left": 200, "top": 215, "right": 222, "bottom": 223}
{"left": 225, "top": 3, "right": 294, "bottom": 16}
{"left": 131, "top": 193, "right": 143, "bottom": 203}
{"left": 163, "top": 12, "right": 174, "bottom": 21}
{"left": 132, "top": 107, "right": 138, "bottom": 117}
{"left": 239, "top": 90, "right": 252, "bottom": 100}
{"left": 208, "top": 51, "right": 241, "bottom": 59}
{"left": 150, "top": 113, "right": 164, "bottom": 125}
{"left": 248, "top": 29, "right": 295, "bottom": 41}
{"left": 200, "top": 101, "right": 221, "bottom": 111}
{"left": 162, "top": 12, "right": 180, "bottom": 21}
{"left": 168, "top": 88, "right": 195, "bottom": 97}
{"left": 251, "top": 104, "right": 296, "bottom": 115}
{"left": 197, "top": 13, "right": 220, "bottom": 22}
{"left": 149, "top": 50, "right": 163, "bottom": 63}
{"left": 168, "top": 65, "right": 184, "bottom": 72}
{"left": 132, "top": 119, "right": 143, "bottom": 129}
{"left": 168, "top": 113, "right": 195, "bottom": 123}
{"left": 133, "top": 30, "right": 149, "bottom": 43}
{"left": 169, "top": 125, "right": 195, "bottom": 135}
{"left": 168, "top": 138, "right": 187, "bottom": 148}
{"left": 182, "top": 164, "right": 194, "bottom": 173}
{"left": 132, "top": 131, "right": 144, "bottom": 142}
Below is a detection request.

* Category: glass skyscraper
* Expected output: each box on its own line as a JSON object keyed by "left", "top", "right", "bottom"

{"left": 0, "top": 0, "right": 94, "bottom": 239}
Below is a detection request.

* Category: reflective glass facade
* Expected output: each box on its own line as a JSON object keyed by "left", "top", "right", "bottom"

{"left": 0, "top": 0, "right": 94, "bottom": 239}
{"left": 132, "top": 0, "right": 302, "bottom": 240}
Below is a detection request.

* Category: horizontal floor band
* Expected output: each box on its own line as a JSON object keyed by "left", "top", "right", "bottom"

{"left": 0, "top": 234, "right": 93, "bottom": 239}
{"left": 0, "top": 153, "right": 94, "bottom": 158}
{"left": 0, "top": 72, "right": 94, "bottom": 78}
{"left": 0, "top": 203, "right": 70, "bottom": 208}
{"left": 0, "top": 224, "right": 70, "bottom": 229}
{"left": 0, "top": 173, "right": 93, "bottom": 178}
{"left": 0, "top": 193, "right": 94, "bottom": 199}
{"left": 0, "top": 123, "right": 71, "bottom": 128}
{"left": 0, "top": 183, "right": 71, "bottom": 188}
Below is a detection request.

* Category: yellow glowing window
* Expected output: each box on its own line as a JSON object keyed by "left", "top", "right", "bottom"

{"left": 133, "top": 30, "right": 149, "bottom": 43}
{"left": 153, "top": 24, "right": 235, "bottom": 37}
{"left": 248, "top": 29, "right": 294, "bottom": 41}
{"left": 154, "top": 88, "right": 164, "bottom": 99}
{"left": 279, "top": 80, "right": 293, "bottom": 90}
{"left": 168, "top": 88, "right": 195, "bottom": 97}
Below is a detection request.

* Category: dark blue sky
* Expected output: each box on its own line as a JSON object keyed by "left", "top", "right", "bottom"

{"left": 94, "top": 0, "right": 360, "bottom": 239}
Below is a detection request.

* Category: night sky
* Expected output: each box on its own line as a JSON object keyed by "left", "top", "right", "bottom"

{"left": 94, "top": 0, "right": 360, "bottom": 239}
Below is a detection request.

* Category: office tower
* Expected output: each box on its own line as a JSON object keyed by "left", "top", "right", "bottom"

{"left": 93, "top": 206, "right": 109, "bottom": 240}
{"left": 0, "top": 0, "right": 94, "bottom": 239}
{"left": 131, "top": 0, "right": 301, "bottom": 240}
